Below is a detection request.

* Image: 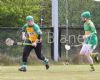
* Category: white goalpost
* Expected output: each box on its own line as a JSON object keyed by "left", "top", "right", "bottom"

{"left": 52, "top": 0, "right": 59, "bottom": 61}
{"left": 51, "top": 0, "right": 69, "bottom": 61}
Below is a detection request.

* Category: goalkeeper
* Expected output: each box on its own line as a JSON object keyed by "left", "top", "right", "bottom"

{"left": 19, "top": 16, "right": 49, "bottom": 72}
{"left": 80, "top": 11, "right": 98, "bottom": 71}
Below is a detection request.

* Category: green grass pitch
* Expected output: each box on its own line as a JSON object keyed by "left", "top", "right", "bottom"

{"left": 0, "top": 65, "right": 100, "bottom": 80}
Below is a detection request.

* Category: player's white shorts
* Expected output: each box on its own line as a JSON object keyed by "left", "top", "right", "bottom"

{"left": 80, "top": 44, "right": 96, "bottom": 55}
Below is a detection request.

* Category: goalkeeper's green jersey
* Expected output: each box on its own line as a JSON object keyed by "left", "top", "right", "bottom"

{"left": 84, "top": 20, "right": 98, "bottom": 48}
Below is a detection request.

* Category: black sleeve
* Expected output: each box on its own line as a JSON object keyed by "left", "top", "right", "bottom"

{"left": 38, "top": 34, "right": 42, "bottom": 40}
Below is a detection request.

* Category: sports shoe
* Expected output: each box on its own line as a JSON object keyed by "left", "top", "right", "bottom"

{"left": 90, "top": 66, "right": 95, "bottom": 72}
{"left": 45, "top": 64, "right": 49, "bottom": 70}
{"left": 18, "top": 66, "right": 27, "bottom": 72}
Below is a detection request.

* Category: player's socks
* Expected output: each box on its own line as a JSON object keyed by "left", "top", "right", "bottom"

{"left": 44, "top": 58, "right": 49, "bottom": 64}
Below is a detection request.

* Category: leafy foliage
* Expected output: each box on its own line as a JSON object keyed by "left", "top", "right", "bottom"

{"left": 0, "top": 0, "right": 51, "bottom": 27}
{"left": 0, "top": 0, "right": 100, "bottom": 27}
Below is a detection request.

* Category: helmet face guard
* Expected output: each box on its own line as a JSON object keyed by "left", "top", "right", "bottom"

{"left": 27, "top": 21, "right": 34, "bottom": 26}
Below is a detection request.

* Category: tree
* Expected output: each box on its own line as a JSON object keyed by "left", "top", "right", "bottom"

{"left": 0, "top": 0, "right": 51, "bottom": 27}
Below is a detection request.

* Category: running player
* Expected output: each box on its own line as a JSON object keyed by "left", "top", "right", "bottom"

{"left": 18, "top": 16, "right": 49, "bottom": 72}
{"left": 80, "top": 11, "right": 98, "bottom": 71}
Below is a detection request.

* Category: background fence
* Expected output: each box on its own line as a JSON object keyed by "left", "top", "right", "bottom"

{"left": 0, "top": 27, "right": 100, "bottom": 65}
